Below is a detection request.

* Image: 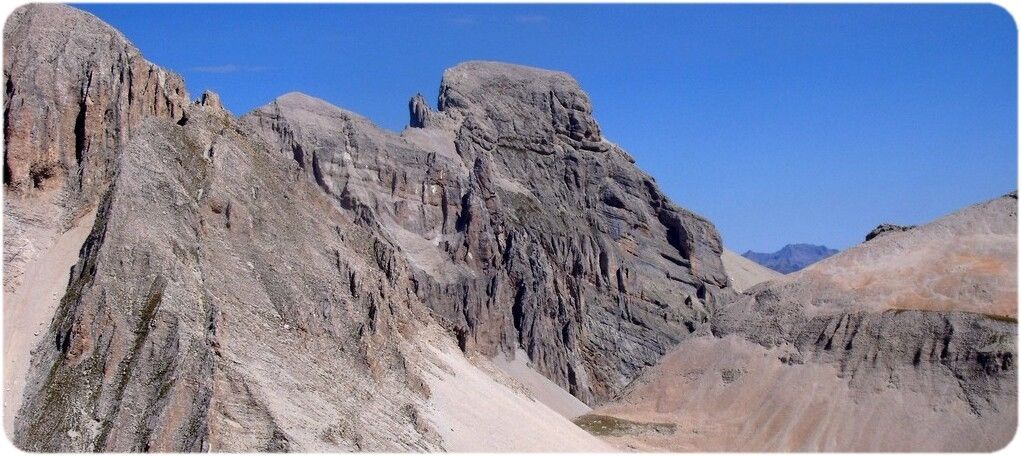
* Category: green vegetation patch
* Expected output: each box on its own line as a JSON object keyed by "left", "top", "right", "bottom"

{"left": 983, "top": 313, "right": 1018, "bottom": 324}
{"left": 573, "top": 413, "right": 676, "bottom": 437}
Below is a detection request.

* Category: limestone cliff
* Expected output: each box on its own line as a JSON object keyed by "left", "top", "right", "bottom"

{"left": 245, "top": 62, "right": 730, "bottom": 403}
{"left": 3, "top": 4, "right": 188, "bottom": 291}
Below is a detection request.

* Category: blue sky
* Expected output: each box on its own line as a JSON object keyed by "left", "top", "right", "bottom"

{"left": 75, "top": 3, "right": 1017, "bottom": 253}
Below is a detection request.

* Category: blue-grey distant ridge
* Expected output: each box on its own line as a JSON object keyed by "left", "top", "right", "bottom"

{"left": 741, "top": 243, "right": 839, "bottom": 274}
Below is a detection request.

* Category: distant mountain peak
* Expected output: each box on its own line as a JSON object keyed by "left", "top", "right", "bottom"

{"left": 741, "top": 243, "right": 838, "bottom": 274}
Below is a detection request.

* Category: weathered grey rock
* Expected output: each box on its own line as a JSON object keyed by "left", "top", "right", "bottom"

{"left": 14, "top": 101, "right": 442, "bottom": 453}
{"left": 245, "top": 61, "right": 730, "bottom": 404}
{"left": 9, "top": 5, "right": 1013, "bottom": 453}
{"left": 438, "top": 61, "right": 605, "bottom": 150}
{"left": 3, "top": 4, "right": 189, "bottom": 290}
{"left": 3, "top": 6, "right": 441, "bottom": 451}
{"left": 198, "top": 90, "right": 224, "bottom": 111}
{"left": 864, "top": 223, "right": 916, "bottom": 242}
{"left": 3, "top": 3, "right": 188, "bottom": 197}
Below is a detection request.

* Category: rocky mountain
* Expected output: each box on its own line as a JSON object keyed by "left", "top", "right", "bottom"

{"left": 242, "top": 62, "right": 729, "bottom": 405}
{"left": 3, "top": 2, "right": 189, "bottom": 439}
{"left": 4, "top": 4, "right": 730, "bottom": 451}
{"left": 585, "top": 192, "right": 1018, "bottom": 451}
{"left": 3, "top": 4, "right": 1015, "bottom": 453}
{"left": 742, "top": 243, "right": 838, "bottom": 273}
{"left": 3, "top": 4, "right": 187, "bottom": 292}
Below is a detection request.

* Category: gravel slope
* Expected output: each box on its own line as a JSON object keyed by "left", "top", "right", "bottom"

{"left": 721, "top": 249, "right": 782, "bottom": 292}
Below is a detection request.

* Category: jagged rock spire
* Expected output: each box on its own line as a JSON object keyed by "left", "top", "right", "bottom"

{"left": 408, "top": 93, "right": 431, "bottom": 128}
{"left": 199, "top": 90, "right": 223, "bottom": 110}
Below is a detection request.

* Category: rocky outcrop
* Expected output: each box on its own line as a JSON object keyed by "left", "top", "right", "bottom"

{"left": 408, "top": 93, "right": 431, "bottom": 128}
{"left": 5, "top": 8, "right": 731, "bottom": 446}
{"left": 864, "top": 223, "right": 916, "bottom": 242}
{"left": 197, "top": 90, "right": 225, "bottom": 112}
{"left": 3, "top": 6, "right": 441, "bottom": 451}
{"left": 723, "top": 193, "right": 1018, "bottom": 397}
{"left": 10, "top": 4, "right": 1013, "bottom": 452}
{"left": 3, "top": 4, "right": 189, "bottom": 290}
{"left": 245, "top": 61, "right": 730, "bottom": 404}
{"left": 3, "top": 3, "right": 188, "bottom": 197}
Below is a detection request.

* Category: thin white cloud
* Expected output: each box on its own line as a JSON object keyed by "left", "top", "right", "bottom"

{"left": 450, "top": 15, "right": 477, "bottom": 26}
{"left": 190, "top": 64, "right": 240, "bottom": 74}
{"left": 189, "top": 65, "right": 274, "bottom": 74}
{"left": 514, "top": 15, "right": 549, "bottom": 24}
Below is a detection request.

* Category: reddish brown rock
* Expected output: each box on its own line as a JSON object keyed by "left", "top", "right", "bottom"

{"left": 3, "top": 4, "right": 189, "bottom": 290}
{"left": 3, "top": 3, "right": 188, "bottom": 198}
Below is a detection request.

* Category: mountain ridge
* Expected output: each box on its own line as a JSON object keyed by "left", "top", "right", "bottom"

{"left": 2, "top": 4, "right": 1015, "bottom": 452}
{"left": 741, "top": 243, "right": 839, "bottom": 273}
{"left": 5, "top": 4, "right": 733, "bottom": 450}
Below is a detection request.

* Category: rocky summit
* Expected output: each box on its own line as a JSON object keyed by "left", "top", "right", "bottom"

{"left": 2, "top": 4, "right": 1016, "bottom": 453}
{"left": 243, "top": 61, "right": 728, "bottom": 405}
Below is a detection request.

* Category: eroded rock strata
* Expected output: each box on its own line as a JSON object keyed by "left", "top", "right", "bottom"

{"left": 5, "top": 4, "right": 730, "bottom": 450}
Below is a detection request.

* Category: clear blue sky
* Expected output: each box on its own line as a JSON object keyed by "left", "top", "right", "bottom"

{"left": 75, "top": 3, "right": 1017, "bottom": 253}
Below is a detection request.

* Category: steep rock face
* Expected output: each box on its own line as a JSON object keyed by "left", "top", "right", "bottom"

{"left": 5, "top": 5, "right": 1015, "bottom": 453}
{"left": 7, "top": 13, "right": 616, "bottom": 447}
{"left": 589, "top": 194, "right": 1018, "bottom": 451}
{"left": 14, "top": 102, "right": 443, "bottom": 452}
{"left": 3, "top": 4, "right": 189, "bottom": 290}
{"left": 245, "top": 61, "right": 730, "bottom": 403}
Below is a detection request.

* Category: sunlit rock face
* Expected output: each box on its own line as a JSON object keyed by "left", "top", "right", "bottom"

{"left": 6, "top": 5, "right": 733, "bottom": 450}
{"left": 245, "top": 60, "right": 730, "bottom": 404}
{"left": 3, "top": 3, "right": 189, "bottom": 293}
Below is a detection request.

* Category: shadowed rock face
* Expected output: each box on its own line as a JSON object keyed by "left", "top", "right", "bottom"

{"left": 245, "top": 61, "right": 730, "bottom": 404}
{"left": 408, "top": 93, "right": 431, "bottom": 128}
